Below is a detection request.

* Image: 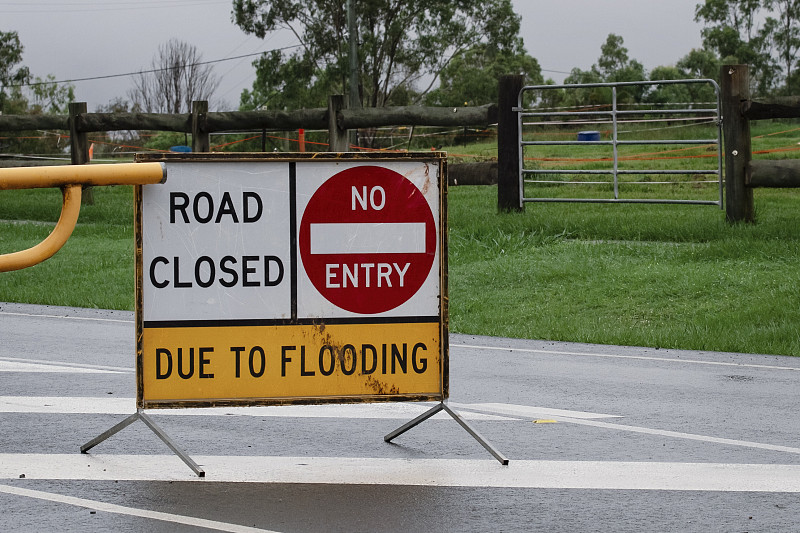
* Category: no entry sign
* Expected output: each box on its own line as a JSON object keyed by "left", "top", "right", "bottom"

{"left": 299, "top": 165, "right": 436, "bottom": 315}
{"left": 134, "top": 153, "right": 447, "bottom": 408}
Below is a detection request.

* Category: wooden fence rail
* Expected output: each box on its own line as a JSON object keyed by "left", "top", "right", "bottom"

{"left": 0, "top": 99, "right": 499, "bottom": 199}
{"left": 0, "top": 100, "right": 497, "bottom": 154}
{"left": 721, "top": 64, "right": 800, "bottom": 223}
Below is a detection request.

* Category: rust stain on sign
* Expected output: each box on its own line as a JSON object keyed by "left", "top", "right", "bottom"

{"left": 308, "top": 321, "right": 401, "bottom": 394}
{"left": 364, "top": 374, "right": 400, "bottom": 395}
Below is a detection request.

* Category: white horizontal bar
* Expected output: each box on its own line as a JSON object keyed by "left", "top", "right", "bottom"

{"left": 451, "top": 402, "right": 620, "bottom": 420}
{"left": 310, "top": 222, "right": 426, "bottom": 254}
{"left": 3, "top": 455, "right": 800, "bottom": 491}
{"left": 0, "top": 361, "right": 123, "bottom": 374}
{"left": 0, "top": 397, "right": 514, "bottom": 420}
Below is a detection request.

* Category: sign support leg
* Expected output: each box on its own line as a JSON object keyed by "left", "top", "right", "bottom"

{"left": 384, "top": 402, "right": 509, "bottom": 465}
{"left": 81, "top": 410, "right": 205, "bottom": 477}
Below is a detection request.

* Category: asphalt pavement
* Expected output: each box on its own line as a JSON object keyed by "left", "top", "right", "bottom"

{"left": 1, "top": 302, "right": 799, "bottom": 532}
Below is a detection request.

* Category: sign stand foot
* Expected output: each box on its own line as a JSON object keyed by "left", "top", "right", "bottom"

{"left": 384, "top": 402, "right": 509, "bottom": 465}
{"left": 81, "top": 410, "right": 205, "bottom": 478}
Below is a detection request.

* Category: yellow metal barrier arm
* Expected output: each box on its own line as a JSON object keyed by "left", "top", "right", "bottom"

{"left": 1, "top": 185, "right": 82, "bottom": 272}
{"left": 0, "top": 162, "right": 166, "bottom": 272}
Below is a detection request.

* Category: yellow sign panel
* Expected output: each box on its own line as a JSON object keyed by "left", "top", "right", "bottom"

{"left": 141, "top": 322, "right": 441, "bottom": 407}
{"left": 135, "top": 153, "right": 448, "bottom": 409}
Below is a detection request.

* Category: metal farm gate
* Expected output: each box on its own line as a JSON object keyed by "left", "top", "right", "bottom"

{"left": 517, "top": 79, "right": 723, "bottom": 207}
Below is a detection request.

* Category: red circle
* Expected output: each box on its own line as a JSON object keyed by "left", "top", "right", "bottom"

{"left": 299, "top": 166, "right": 436, "bottom": 314}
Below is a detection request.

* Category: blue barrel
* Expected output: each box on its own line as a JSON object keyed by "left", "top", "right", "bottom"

{"left": 169, "top": 145, "right": 192, "bottom": 153}
{"left": 577, "top": 131, "right": 601, "bottom": 142}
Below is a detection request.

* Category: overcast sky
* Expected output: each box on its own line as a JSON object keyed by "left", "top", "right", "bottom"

{"left": 5, "top": 0, "right": 705, "bottom": 111}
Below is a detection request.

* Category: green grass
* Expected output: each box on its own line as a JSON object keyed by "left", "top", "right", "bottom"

{"left": 0, "top": 186, "right": 135, "bottom": 309}
{"left": 448, "top": 186, "right": 800, "bottom": 356}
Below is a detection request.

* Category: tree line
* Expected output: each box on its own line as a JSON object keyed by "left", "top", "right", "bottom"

{"left": 232, "top": 0, "right": 800, "bottom": 109}
{"left": 2, "top": 0, "right": 800, "bottom": 155}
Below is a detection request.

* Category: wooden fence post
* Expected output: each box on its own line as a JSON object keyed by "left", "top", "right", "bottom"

{"left": 328, "top": 95, "right": 348, "bottom": 152}
{"left": 68, "top": 102, "right": 93, "bottom": 204}
{"left": 497, "top": 75, "right": 523, "bottom": 212}
{"left": 191, "top": 101, "right": 209, "bottom": 152}
{"left": 720, "top": 65, "right": 754, "bottom": 223}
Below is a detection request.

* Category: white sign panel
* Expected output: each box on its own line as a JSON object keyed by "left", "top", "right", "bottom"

{"left": 140, "top": 158, "right": 441, "bottom": 324}
{"left": 141, "top": 162, "right": 291, "bottom": 322}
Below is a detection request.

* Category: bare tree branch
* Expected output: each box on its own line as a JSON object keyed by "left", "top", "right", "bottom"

{"left": 129, "top": 39, "right": 220, "bottom": 113}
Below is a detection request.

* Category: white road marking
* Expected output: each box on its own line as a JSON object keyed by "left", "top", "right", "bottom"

{"left": 556, "top": 416, "right": 800, "bottom": 455}
{"left": 0, "top": 396, "right": 135, "bottom": 415}
{"left": 0, "top": 310, "right": 132, "bottom": 324}
{"left": 0, "top": 483, "right": 279, "bottom": 533}
{"left": 0, "top": 356, "right": 133, "bottom": 373}
{"left": 452, "top": 343, "right": 800, "bottom": 372}
{"left": 456, "top": 402, "right": 800, "bottom": 455}
{"left": 2, "top": 454, "right": 800, "bottom": 492}
{"left": 451, "top": 402, "right": 620, "bottom": 420}
{"left": 0, "top": 396, "right": 517, "bottom": 420}
{"left": 0, "top": 359, "right": 127, "bottom": 374}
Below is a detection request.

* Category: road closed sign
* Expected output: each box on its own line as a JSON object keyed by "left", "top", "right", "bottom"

{"left": 134, "top": 153, "right": 447, "bottom": 408}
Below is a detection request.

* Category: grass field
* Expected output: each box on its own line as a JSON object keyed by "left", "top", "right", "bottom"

{"left": 449, "top": 186, "right": 800, "bottom": 355}
{"left": 0, "top": 185, "right": 136, "bottom": 310}
{"left": 1, "top": 120, "right": 799, "bottom": 356}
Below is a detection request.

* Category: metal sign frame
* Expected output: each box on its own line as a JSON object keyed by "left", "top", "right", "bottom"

{"left": 82, "top": 152, "right": 507, "bottom": 474}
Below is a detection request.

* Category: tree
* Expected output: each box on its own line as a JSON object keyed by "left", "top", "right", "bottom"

{"left": 0, "top": 32, "right": 75, "bottom": 155}
{"left": 129, "top": 39, "right": 220, "bottom": 113}
{"left": 558, "top": 34, "right": 646, "bottom": 108}
{"left": 562, "top": 67, "right": 609, "bottom": 108}
{"left": 0, "top": 30, "right": 30, "bottom": 114}
{"left": 675, "top": 48, "right": 721, "bottom": 80}
{"left": 239, "top": 49, "right": 334, "bottom": 110}
{"left": 767, "top": 0, "right": 800, "bottom": 93}
{"left": 425, "top": 43, "right": 542, "bottom": 107}
{"left": 28, "top": 75, "right": 75, "bottom": 114}
{"left": 0, "top": 75, "right": 75, "bottom": 155}
{"left": 597, "top": 34, "right": 630, "bottom": 79}
{"left": 533, "top": 79, "right": 567, "bottom": 111}
{"left": 646, "top": 65, "right": 711, "bottom": 104}
{"left": 233, "top": 0, "right": 525, "bottom": 109}
{"left": 646, "top": 65, "right": 691, "bottom": 104}
{"left": 14, "top": 76, "right": 76, "bottom": 153}
{"left": 694, "top": 0, "right": 774, "bottom": 93}
{"left": 646, "top": 49, "right": 720, "bottom": 104}
{"left": 695, "top": 0, "right": 763, "bottom": 50}
{"left": 594, "top": 34, "right": 647, "bottom": 102}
